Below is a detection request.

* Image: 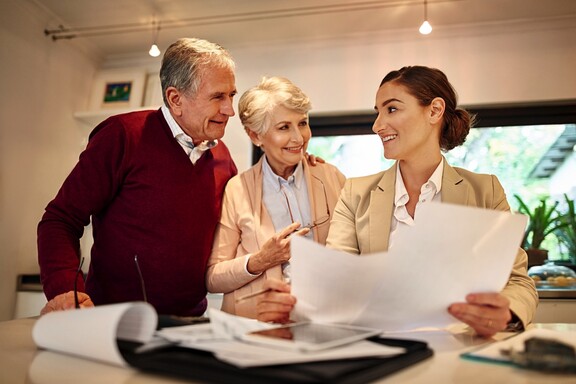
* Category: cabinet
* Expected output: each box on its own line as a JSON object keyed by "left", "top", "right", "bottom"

{"left": 534, "top": 289, "right": 576, "bottom": 323}
{"left": 14, "top": 275, "right": 45, "bottom": 319}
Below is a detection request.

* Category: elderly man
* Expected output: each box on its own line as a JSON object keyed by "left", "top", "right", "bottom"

{"left": 38, "top": 38, "right": 238, "bottom": 316}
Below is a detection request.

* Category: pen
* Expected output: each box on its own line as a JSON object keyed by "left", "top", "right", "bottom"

{"left": 287, "top": 225, "right": 312, "bottom": 238}
{"left": 235, "top": 288, "right": 272, "bottom": 303}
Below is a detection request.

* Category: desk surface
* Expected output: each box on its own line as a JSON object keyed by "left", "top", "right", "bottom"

{"left": 1, "top": 318, "right": 575, "bottom": 384}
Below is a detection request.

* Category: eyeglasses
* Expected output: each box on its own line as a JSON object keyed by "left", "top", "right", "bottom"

{"left": 72, "top": 254, "right": 149, "bottom": 309}
{"left": 134, "top": 254, "right": 148, "bottom": 303}
{"left": 280, "top": 180, "right": 330, "bottom": 230}
{"left": 133, "top": 254, "right": 210, "bottom": 326}
{"left": 74, "top": 257, "right": 85, "bottom": 309}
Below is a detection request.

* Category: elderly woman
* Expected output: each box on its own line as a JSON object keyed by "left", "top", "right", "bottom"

{"left": 206, "top": 76, "right": 345, "bottom": 318}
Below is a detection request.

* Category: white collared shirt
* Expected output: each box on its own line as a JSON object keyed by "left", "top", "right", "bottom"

{"left": 261, "top": 156, "right": 312, "bottom": 237}
{"left": 161, "top": 105, "right": 217, "bottom": 164}
{"left": 389, "top": 159, "right": 444, "bottom": 248}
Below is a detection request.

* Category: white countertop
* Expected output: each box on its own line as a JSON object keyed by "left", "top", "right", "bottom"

{"left": 1, "top": 317, "right": 575, "bottom": 384}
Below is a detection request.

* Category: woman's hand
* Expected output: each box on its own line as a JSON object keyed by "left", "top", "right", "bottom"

{"left": 448, "top": 292, "right": 512, "bottom": 337}
{"left": 256, "top": 278, "right": 296, "bottom": 324}
{"left": 40, "top": 291, "right": 94, "bottom": 315}
{"left": 247, "top": 222, "right": 310, "bottom": 275}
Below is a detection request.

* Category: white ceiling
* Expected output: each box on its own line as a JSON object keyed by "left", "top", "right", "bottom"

{"left": 33, "top": 0, "right": 576, "bottom": 59}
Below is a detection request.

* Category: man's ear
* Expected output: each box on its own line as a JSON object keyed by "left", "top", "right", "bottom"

{"left": 246, "top": 128, "right": 263, "bottom": 147}
{"left": 166, "top": 87, "right": 183, "bottom": 116}
{"left": 429, "top": 97, "right": 445, "bottom": 124}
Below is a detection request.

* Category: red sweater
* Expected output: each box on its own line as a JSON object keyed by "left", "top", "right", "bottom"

{"left": 38, "top": 109, "right": 237, "bottom": 316}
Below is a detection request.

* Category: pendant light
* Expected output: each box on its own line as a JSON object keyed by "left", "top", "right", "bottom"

{"left": 149, "top": 21, "right": 161, "bottom": 57}
{"left": 419, "top": 0, "right": 433, "bottom": 35}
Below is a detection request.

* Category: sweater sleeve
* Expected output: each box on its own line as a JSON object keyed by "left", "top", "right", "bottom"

{"left": 37, "top": 118, "right": 127, "bottom": 300}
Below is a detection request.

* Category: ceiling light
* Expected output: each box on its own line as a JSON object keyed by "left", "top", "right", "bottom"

{"left": 419, "top": 0, "right": 432, "bottom": 35}
{"left": 149, "top": 21, "right": 161, "bottom": 57}
{"left": 148, "top": 43, "right": 161, "bottom": 57}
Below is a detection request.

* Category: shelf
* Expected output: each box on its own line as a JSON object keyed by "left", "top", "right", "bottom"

{"left": 537, "top": 288, "right": 576, "bottom": 299}
{"left": 74, "top": 106, "right": 160, "bottom": 127}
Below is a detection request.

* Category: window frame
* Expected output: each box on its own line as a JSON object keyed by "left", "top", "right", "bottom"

{"left": 251, "top": 101, "right": 576, "bottom": 163}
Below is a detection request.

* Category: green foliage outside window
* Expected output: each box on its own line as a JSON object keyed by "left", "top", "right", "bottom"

{"left": 308, "top": 124, "right": 574, "bottom": 260}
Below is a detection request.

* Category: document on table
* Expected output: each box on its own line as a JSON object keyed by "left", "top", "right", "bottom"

{"left": 157, "top": 308, "right": 404, "bottom": 368}
{"left": 462, "top": 328, "right": 576, "bottom": 364}
{"left": 32, "top": 303, "right": 403, "bottom": 369}
{"left": 32, "top": 302, "right": 157, "bottom": 366}
{"left": 290, "top": 202, "right": 528, "bottom": 332}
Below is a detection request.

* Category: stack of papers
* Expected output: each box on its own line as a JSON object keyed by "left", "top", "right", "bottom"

{"left": 157, "top": 309, "right": 404, "bottom": 367}
{"left": 32, "top": 303, "right": 403, "bottom": 368}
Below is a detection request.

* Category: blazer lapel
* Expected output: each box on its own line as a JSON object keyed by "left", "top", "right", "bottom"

{"left": 303, "top": 160, "right": 328, "bottom": 243}
{"left": 369, "top": 166, "right": 396, "bottom": 252}
{"left": 241, "top": 157, "right": 275, "bottom": 249}
{"left": 441, "top": 160, "right": 469, "bottom": 205}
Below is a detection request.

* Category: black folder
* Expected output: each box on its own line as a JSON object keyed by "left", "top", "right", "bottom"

{"left": 121, "top": 337, "right": 433, "bottom": 384}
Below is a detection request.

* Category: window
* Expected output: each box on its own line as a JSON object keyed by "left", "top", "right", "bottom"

{"left": 307, "top": 124, "right": 575, "bottom": 199}
{"left": 302, "top": 102, "right": 576, "bottom": 260}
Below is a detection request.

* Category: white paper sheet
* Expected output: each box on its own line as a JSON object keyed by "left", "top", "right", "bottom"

{"left": 212, "top": 339, "right": 403, "bottom": 368}
{"left": 157, "top": 308, "right": 404, "bottom": 367}
{"left": 32, "top": 302, "right": 157, "bottom": 366}
{"left": 290, "top": 203, "right": 527, "bottom": 332}
{"left": 157, "top": 308, "right": 273, "bottom": 344}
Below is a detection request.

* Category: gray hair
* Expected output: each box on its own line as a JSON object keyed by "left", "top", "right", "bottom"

{"left": 159, "top": 38, "right": 235, "bottom": 105}
{"left": 238, "top": 76, "right": 311, "bottom": 136}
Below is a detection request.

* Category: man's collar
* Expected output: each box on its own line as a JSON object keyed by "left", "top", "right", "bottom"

{"left": 162, "top": 105, "right": 218, "bottom": 149}
{"left": 161, "top": 105, "right": 186, "bottom": 138}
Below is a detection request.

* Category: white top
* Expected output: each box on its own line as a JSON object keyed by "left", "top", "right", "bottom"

{"left": 389, "top": 159, "right": 443, "bottom": 249}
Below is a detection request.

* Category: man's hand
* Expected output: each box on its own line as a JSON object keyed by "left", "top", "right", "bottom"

{"left": 40, "top": 291, "right": 95, "bottom": 315}
{"left": 305, "top": 152, "right": 325, "bottom": 167}
{"left": 448, "top": 292, "right": 512, "bottom": 337}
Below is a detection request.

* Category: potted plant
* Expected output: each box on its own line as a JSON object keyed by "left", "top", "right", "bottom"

{"left": 513, "top": 194, "right": 567, "bottom": 267}
{"left": 555, "top": 194, "right": 576, "bottom": 266}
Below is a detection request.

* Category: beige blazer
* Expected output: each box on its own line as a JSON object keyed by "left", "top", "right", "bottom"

{"left": 326, "top": 160, "right": 538, "bottom": 327}
{"left": 206, "top": 156, "right": 346, "bottom": 318}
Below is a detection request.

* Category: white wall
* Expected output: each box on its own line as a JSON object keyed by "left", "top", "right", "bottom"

{"left": 220, "top": 16, "right": 576, "bottom": 172}
{"left": 0, "top": 0, "right": 100, "bottom": 320}
{"left": 1, "top": 0, "right": 575, "bottom": 321}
